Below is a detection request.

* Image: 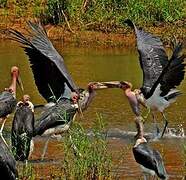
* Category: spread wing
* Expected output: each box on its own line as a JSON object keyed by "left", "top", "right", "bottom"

{"left": 8, "top": 21, "right": 77, "bottom": 102}
{"left": 125, "top": 20, "right": 168, "bottom": 98}
{"left": 147, "top": 43, "right": 185, "bottom": 98}
{"left": 150, "top": 42, "right": 186, "bottom": 97}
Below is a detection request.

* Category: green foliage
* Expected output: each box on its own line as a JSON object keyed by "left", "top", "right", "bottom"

{"left": 44, "top": 0, "right": 185, "bottom": 28}
{"left": 62, "top": 114, "right": 113, "bottom": 179}
{"left": 44, "top": 0, "right": 68, "bottom": 24}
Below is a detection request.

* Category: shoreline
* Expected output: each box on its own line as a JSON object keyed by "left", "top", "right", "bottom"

{"left": 0, "top": 22, "right": 186, "bottom": 48}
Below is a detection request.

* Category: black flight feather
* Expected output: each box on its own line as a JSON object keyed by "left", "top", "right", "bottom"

{"left": 124, "top": 19, "right": 168, "bottom": 99}
{"left": 0, "top": 137, "right": 18, "bottom": 180}
{"left": 8, "top": 21, "right": 77, "bottom": 102}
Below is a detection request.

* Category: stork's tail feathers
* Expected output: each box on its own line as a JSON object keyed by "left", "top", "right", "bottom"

{"left": 170, "top": 42, "right": 184, "bottom": 60}
{"left": 164, "top": 90, "right": 182, "bottom": 102}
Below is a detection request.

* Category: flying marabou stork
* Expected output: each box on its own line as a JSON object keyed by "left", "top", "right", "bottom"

{"left": 133, "top": 137, "right": 168, "bottom": 179}
{"left": 8, "top": 22, "right": 107, "bottom": 159}
{"left": 0, "top": 66, "right": 23, "bottom": 144}
{"left": 0, "top": 135, "right": 18, "bottom": 180}
{"left": 98, "top": 20, "right": 186, "bottom": 137}
{"left": 11, "top": 95, "right": 34, "bottom": 161}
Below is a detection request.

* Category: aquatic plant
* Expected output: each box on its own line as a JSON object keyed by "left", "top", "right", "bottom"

{"left": 62, "top": 114, "right": 113, "bottom": 179}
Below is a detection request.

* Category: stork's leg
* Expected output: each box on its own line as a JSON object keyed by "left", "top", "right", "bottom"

{"left": 0, "top": 117, "right": 7, "bottom": 133}
{"left": 41, "top": 136, "right": 50, "bottom": 160}
{"left": 143, "top": 174, "right": 147, "bottom": 180}
{"left": 0, "top": 118, "right": 8, "bottom": 147}
{"left": 161, "top": 112, "right": 168, "bottom": 138}
{"left": 151, "top": 112, "right": 160, "bottom": 136}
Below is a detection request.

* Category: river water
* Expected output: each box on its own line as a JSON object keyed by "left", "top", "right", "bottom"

{"left": 0, "top": 39, "right": 186, "bottom": 179}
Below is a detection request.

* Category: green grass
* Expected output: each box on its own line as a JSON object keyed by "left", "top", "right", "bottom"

{"left": 61, "top": 114, "right": 113, "bottom": 179}
{"left": 44, "top": 0, "right": 186, "bottom": 27}
{"left": 16, "top": 114, "right": 116, "bottom": 179}
{"left": 1, "top": 0, "right": 185, "bottom": 30}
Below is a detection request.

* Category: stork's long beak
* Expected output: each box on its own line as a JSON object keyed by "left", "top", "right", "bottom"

{"left": 17, "top": 75, "right": 24, "bottom": 92}
{"left": 91, "top": 81, "right": 121, "bottom": 89}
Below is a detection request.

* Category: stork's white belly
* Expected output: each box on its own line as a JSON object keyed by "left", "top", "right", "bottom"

{"left": 43, "top": 123, "right": 70, "bottom": 136}
{"left": 146, "top": 95, "right": 169, "bottom": 112}
{"left": 140, "top": 165, "right": 156, "bottom": 176}
{"left": 145, "top": 85, "right": 170, "bottom": 112}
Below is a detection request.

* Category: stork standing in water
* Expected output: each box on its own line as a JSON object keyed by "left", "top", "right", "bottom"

{"left": 8, "top": 22, "right": 108, "bottom": 159}
{"left": 133, "top": 137, "right": 168, "bottom": 180}
{"left": 0, "top": 135, "right": 18, "bottom": 180}
{"left": 11, "top": 95, "right": 34, "bottom": 161}
{"left": 133, "top": 116, "right": 168, "bottom": 180}
{"left": 97, "top": 20, "right": 186, "bottom": 137}
{"left": 0, "top": 66, "right": 23, "bottom": 144}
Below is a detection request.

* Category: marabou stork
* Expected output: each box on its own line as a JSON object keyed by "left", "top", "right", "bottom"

{"left": 0, "top": 135, "right": 18, "bottom": 180}
{"left": 11, "top": 95, "right": 34, "bottom": 161}
{"left": 8, "top": 22, "right": 108, "bottom": 159}
{"left": 133, "top": 137, "right": 167, "bottom": 180}
{"left": 99, "top": 20, "right": 186, "bottom": 137}
{"left": 0, "top": 66, "right": 23, "bottom": 144}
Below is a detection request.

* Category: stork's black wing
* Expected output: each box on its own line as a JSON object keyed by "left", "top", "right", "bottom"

{"left": 147, "top": 43, "right": 186, "bottom": 98}
{"left": 133, "top": 143, "right": 167, "bottom": 178}
{"left": 8, "top": 21, "right": 77, "bottom": 102}
{"left": 11, "top": 104, "right": 34, "bottom": 161}
{"left": 0, "top": 137, "right": 18, "bottom": 179}
{"left": 159, "top": 43, "right": 185, "bottom": 96}
{"left": 0, "top": 91, "right": 17, "bottom": 118}
{"left": 125, "top": 20, "right": 168, "bottom": 98}
{"left": 34, "top": 98, "right": 77, "bottom": 136}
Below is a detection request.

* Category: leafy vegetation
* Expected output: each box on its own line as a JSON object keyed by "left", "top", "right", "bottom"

{"left": 62, "top": 115, "right": 113, "bottom": 179}
{"left": 0, "top": 0, "right": 185, "bottom": 29}
{"left": 44, "top": 0, "right": 185, "bottom": 27}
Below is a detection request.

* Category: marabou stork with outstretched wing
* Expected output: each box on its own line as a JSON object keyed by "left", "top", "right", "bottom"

{"left": 0, "top": 136, "right": 18, "bottom": 180}
{"left": 133, "top": 137, "right": 167, "bottom": 179}
{"left": 8, "top": 22, "right": 107, "bottom": 159}
{"left": 0, "top": 66, "right": 23, "bottom": 144}
{"left": 11, "top": 95, "right": 34, "bottom": 161}
{"left": 125, "top": 19, "right": 186, "bottom": 137}
{"left": 98, "top": 20, "right": 186, "bottom": 137}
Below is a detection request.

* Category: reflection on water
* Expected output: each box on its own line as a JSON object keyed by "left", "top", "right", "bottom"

{"left": 0, "top": 39, "right": 186, "bottom": 178}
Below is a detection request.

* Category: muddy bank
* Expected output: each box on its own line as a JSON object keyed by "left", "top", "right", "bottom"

{"left": 0, "top": 21, "right": 186, "bottom": 48}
